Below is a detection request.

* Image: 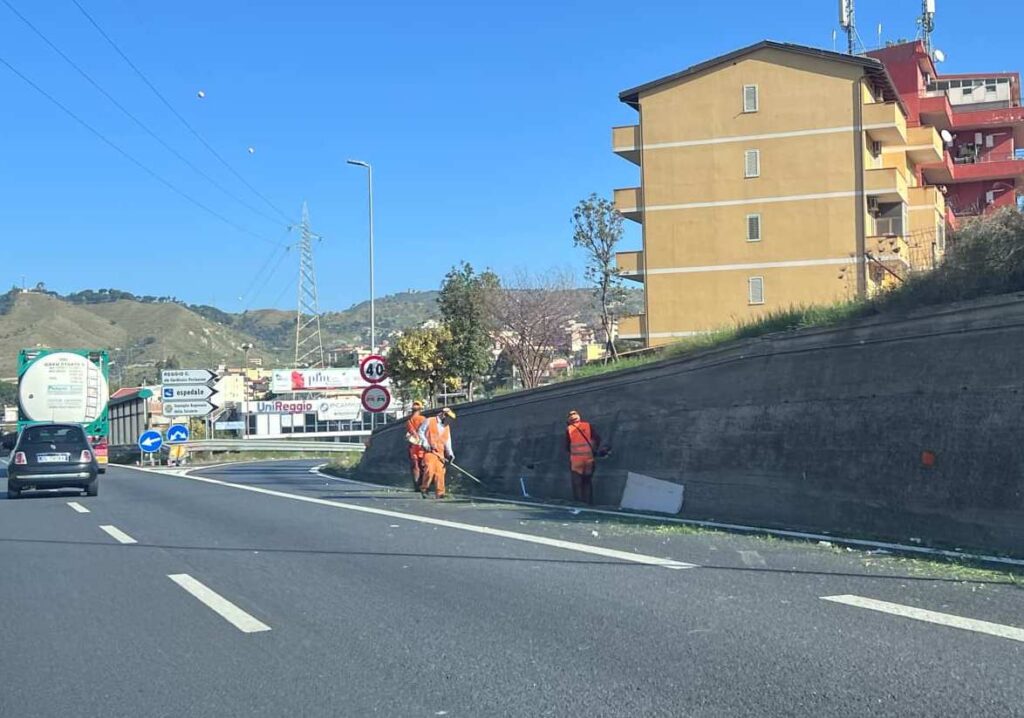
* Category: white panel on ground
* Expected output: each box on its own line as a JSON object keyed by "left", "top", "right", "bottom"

{"left": 620, "top": 472, "right": 684, "bottom": 514}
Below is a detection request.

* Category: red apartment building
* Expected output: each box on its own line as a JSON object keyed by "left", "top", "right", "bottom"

{"left": 869, "top": 41, "right": 1024, "bottom": 222}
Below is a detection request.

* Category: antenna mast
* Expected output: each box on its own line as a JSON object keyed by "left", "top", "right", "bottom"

{"left": 918, "top": 0, "right": 936, "bottom": 56}
{"left": 839, "top": 0, "right": 855, "bottom": 54}
{"left": 294, "top": 202, "right": 326, "bottom": 368}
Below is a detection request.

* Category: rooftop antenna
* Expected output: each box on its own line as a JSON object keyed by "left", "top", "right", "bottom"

{"left": 918, "top": 0, "right": 936, "bottom": 56}
{"left": 293, "top": 202, "right": 326, "bottom": 369}
{"left": 876, "top": 23, "right": 883, "bottom": 49}
{"left": 839, "top": 0, "right": 855, "bottom": 55}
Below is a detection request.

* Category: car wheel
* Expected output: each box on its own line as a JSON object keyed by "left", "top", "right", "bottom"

{"left": 85, "top": 480, "right": 99, "bottom": 497}
{"left": 7, "top": 487, "right": 20, "bottom": 499}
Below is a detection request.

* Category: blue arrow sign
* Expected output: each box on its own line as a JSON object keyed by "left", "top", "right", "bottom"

{"left": 166, "top": 424, "right": 190, "bottom": 444}
{"left": 138, "top": 430, "right": 163, "bottom": 453}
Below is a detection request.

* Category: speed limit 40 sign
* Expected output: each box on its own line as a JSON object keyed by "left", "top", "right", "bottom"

{"left": 360, "top": 354, "right": 387, "bottom": 384}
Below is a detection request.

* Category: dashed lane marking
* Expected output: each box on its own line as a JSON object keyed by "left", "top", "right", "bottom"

{"left": 67, "top": 501, "right": 90, "bottom": 513}
{"left": 168, "top": 574, "right": 271, "bottom": 634}
{"left": 99, "top": 524, "right": 137, "bottom": 544}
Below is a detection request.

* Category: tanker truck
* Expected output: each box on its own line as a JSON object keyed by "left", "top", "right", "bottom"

{"left": 17, "top": 349, "right": 110, "bottom": 472}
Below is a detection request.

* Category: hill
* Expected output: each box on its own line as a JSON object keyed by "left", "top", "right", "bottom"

{"left": 0, "top": 291, "right": 288, "bottom": 382}
{"left": 0, "top": 284, "right": 643, "bottom": 380}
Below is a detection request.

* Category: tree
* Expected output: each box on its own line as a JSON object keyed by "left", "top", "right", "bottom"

{"left": 484, "top": 269, "right": 576, "bottom": 390}
{"left": 0, "top": 380, "right": 17, "bottom": 407}
{"left": 572, "top": 193, "right": 628, "bottom": 360}
{"left": 438, "top": 262, "right": 500, "bottom": 401}
{"left": 387, "top": 326, "right": 455, "bottom": 405}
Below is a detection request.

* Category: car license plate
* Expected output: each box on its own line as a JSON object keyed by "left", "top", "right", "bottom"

{"left": 37, "top": 453, "right": 71, "bottom": 463}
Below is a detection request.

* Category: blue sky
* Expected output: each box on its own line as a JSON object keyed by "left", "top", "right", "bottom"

{"left": 1, "top": 0, "right": 1019, "bottom": 312}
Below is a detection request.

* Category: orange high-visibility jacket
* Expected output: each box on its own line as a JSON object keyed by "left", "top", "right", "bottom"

{"left": 566, "top": 421, "right": 600, "bottom": 459}
{"left": 406, "top": 414, "right": 426, "bottom": 457}
{"left": 419, "top": 416, "right": 453, "bottom": 456}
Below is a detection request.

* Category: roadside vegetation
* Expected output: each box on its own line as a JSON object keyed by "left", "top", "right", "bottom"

{"left": 569, "top": 208, "right": 1024, "bottom": 383}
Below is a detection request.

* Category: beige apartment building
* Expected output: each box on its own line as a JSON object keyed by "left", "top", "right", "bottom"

{"left": 613, "top": 41, "right": 948, "bottom": 346}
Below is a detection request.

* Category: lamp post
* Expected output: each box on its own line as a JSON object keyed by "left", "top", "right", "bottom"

{"left": 346, "top": 159, "right": 375, "bottom": 352}
{"left": 240, "top": 343, "right": 253, "bottom": 438}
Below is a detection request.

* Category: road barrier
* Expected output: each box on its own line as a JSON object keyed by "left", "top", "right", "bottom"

{"left": 184, "top": 439, "right": 365, "bottom": 453}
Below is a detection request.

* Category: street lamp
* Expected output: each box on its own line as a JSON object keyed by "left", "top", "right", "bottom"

{"left": 346, "top": 158, "right": 375, "bottom": 352}
{"left": 240, "top": 343, "right": 253, "bottom": 438}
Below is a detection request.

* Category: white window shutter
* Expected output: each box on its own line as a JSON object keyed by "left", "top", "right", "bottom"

{"left": 743, "top": 85, "right": 759, "bottom": 113}
{"left": 985, "top": 134, "right": 994, "bottom": 148}
{"left": 745, "top": 150, "right": 760, "bottom": 178}
{"left": 748, "top": 277, "right": 764, "bottom": 305}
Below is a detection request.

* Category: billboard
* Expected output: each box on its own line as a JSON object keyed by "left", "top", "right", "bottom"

{"left": 245, "top": 397, "right": 363, "bottom": 421}
{"left": 270, "top": 368, "right": 366, "bottom": 393}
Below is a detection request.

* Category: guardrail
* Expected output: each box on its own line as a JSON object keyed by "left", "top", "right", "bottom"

{"left": 183, "top": 439, "right": 365, "bottom": 453}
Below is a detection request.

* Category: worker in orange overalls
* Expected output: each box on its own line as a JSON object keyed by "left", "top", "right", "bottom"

{"left": 418, "top": 407, "right": 456, "bottom": 499}
{"left": 566, "top": 409, "right": 601, "bottom": 504}
{"left": 404, "top": 400, "right": 427, "bottom": 490}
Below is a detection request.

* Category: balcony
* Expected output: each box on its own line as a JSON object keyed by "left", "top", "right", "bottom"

{"left": 904, "top": 126, "right": 944, "bottom": 165}
{"left": 613, "top": 187, "right": 643, "bottom": 223}
{"left": 918, "top": 93, "right": 953, "bottom": 130}
{"left": 866, "top": 233, "right": 911, "bottom": 267}
{"left": 908, "top": 186, "right": 945, "bottom": 215}
{"left": 615, "top": 250, "right": 644, "bottom": 282}
{"left": 865, "top": 167, "right": 908, "bottom": 204}
{"left": 949, "top": 152, "right": 1024, "bottom": 183}
{"left": 921, "top": 150, "right": 955, "bottom": 184}
{"left": 950, "top": 105, "right": 1024, "bottom": 132}
{"left": 617, "top": 314, "right": 646, "bottom": 341}
{"left": 612, "top": 125, "right": 641, "bottom": 165}
{"left": 863, "top": 102, "right": 907, "bottom": 145}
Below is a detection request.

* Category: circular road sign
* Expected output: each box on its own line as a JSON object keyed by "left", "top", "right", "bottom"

{"left": 138, "top": 429, "right": 163, "bottom": 453}
{"left": 361, "top": 385, "right": 391, "bottom": 414}
{"left": 166, "top": 424, "right": 190, "bottom": 445}
{"left": 360, "top": 354, "right": 387, "bottom": 384}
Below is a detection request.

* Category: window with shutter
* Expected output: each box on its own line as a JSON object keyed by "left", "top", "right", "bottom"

{"left": 746, "top": 214, "right": 762, "bottom": 242}
{"left": 743, "top": 85, "right": 759, "bottom": 113}
{"left": 748, "top": 277, "right": 765, "bottom": 305}
{"left": 744, "top": 150, "right": 760, "bottom": 178}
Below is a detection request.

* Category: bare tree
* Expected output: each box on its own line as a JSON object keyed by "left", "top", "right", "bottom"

{"left": 484, "top": 269, "right": 577, "bottom": 390}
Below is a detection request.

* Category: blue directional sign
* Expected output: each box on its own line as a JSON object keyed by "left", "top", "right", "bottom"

{"left": 138, "top": 430, "right": 163, "bottom": 453}
{"left": 166, "top": 424, "right": 190, "bottom": 445}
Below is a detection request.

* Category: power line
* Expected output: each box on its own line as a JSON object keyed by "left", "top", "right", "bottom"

{"left": 1, "top": 0, "right": 287, "bottom": 230}
{"left": 238, "top": 242, "right": 291, "bottom": 312}
{"left": 0, "top": 53, "right": 282, "bottom": 247}
{"left": 71, "top": 0, "right": 296, "bottom": 225}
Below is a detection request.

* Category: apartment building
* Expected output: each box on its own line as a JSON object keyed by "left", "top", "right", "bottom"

{"left": 612, "top": 41, "right": 946, "bottom": 346}
{"left": 868, "top": 41, "right": 1024, "bottom": 221}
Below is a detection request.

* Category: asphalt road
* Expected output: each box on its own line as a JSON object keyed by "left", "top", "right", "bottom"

{"left": 1, "top": 458, "right": 1022, "bottom": 717}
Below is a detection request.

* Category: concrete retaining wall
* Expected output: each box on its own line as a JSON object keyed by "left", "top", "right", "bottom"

{"left": 357, "top": 294, "right": 1024, "bottom": 557}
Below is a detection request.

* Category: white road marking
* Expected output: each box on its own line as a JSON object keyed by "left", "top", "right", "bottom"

{"left": 738, "top": 550, "right": 765, "bottom": 567}
{"left": 99, "top": 524, "right": 137, "bottom": 544}
{"left": 150, "top": 470, "right": 696, "bottom": 570}
{"left": 168, "top": 574, "right": 271, "bottom": 634}
{"left": 67, "top": 501, "right": 90, "bottom": 514}
{"left": 822, "top": 594, "right": 1024, "bottom": 643}
{"left": 306, "top": 468, "right": 1024, "bottom": 570}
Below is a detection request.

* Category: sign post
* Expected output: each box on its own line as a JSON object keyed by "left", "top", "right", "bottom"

{"left": 161, "top": 369, "right": 219, "bottom": 418}
{"left": 138, "top": 429, "right": 162, "bottom": 466}
{"left": 360, "top": 355, "right": 388, "bottom": 429}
